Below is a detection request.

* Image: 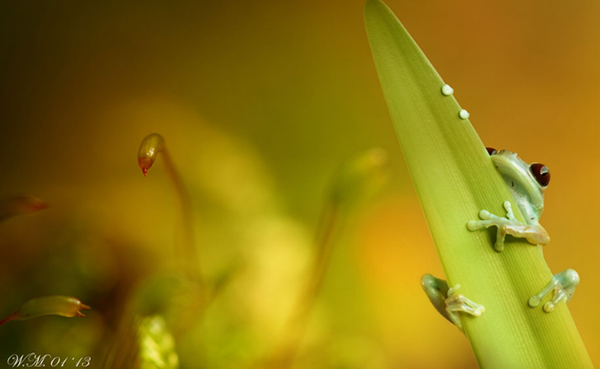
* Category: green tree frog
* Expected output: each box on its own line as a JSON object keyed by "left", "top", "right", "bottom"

{"left": 467, "top": 148, "right": 550, "bottom": 252}
{"left": 467, "top": 148, "right": 579, "bottom": 312}
{"left": 422, "top": 148, "right": 579, "bottom": 326}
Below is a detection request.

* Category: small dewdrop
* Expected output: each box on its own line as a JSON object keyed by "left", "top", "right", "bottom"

{"left": 459, "top": 109, "right": 470, "bottom": 120}
{"left": 441, "top": 84, "right": 454, "bottom": 96}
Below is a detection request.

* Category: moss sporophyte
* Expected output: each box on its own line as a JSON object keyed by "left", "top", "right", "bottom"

{"left": 0, "top": 196, "right": 91, "bottom": 328}
{"left": 0, "top": 296, "right": 90, "bottom": 326}
{"left": 0, "top": 195, "right": 47, "bottom": 223}
{"left": 138, "top": 133, "right": 201, "bottom": 285}
{"left": 264, "top": 149, "right": 389, "bottom": 368}
{"left": 365, "top": 0, "right": 592, "bottom": 366}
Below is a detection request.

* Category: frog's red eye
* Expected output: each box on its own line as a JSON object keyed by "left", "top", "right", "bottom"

{"left": 486, "top": 147, "right": 497, "bottom": 156}
{"left": 530, "top": 163, "right": 550, "bottom": 187}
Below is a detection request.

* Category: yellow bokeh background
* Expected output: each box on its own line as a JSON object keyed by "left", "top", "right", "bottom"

{"left": 0, "top": 0, "right": 598, "bottom": 367}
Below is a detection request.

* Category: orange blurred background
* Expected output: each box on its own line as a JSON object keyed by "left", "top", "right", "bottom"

{"left": 0, "top": 0, "right": 597, "bottom": 367}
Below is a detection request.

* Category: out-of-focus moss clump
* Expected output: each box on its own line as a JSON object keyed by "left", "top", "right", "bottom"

{"left": 139, "top": 315, "right": 179, "bottom": 369}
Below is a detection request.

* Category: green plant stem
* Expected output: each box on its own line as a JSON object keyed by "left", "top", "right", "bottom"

{"left": 365, "top": 0, "right": 592, "bottom": 367}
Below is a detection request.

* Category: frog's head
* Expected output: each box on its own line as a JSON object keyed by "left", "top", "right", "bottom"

{"left": 486, "top": 148, "right": 549, "bottom": 216}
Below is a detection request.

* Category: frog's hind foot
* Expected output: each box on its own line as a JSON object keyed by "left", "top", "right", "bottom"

{"left": 528, "top": 269, "right": 579, "bottom": 313}
{"left": 446, "top": 285, "right": 486, "bottom": 318}
{"left": 421, "top": 275, "right": 485, "bottom": 333}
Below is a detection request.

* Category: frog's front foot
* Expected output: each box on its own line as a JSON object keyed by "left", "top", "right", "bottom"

{"left": 467, "top": 201, "right": 549, "bottom": 252}
{"left": 528, "top": 269, "right": 579, "bottom": 313}
{"left": 467, "top": 201, "right": 516, "bottom": 252}
{"left": 421, "top": 274, "right": 485, "bottom": 333}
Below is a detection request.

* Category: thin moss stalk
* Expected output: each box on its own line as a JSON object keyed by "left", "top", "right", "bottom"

{"left": 365, "top": 0, "right": 592, "bottom": 367}
{"left": 265, "top": 149, "right": 388, "bottom": 368}
{"left": 264, "top": 203, "right": 341, "bottom": 369}
{"left": 138, "top": 133, "right": 201, "bottom": 286}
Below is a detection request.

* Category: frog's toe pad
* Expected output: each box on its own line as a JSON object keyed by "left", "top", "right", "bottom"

{"left": 467, "top": 220, "right": 479, "bottom": 231}
{"left": 543, "top": 302, "right": 555, "bottom": 313}
{"left": 528, "top": 296, "right": 541, "bottom": 308}
{"left": 478, "top": 210, "right": 491, "bottom": 219}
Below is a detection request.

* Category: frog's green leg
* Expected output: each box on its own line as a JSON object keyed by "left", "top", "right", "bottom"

{"left": 421, "top": 274, "right": 457, "bottom": 326}
{"left": 528, "top": 269, "right": 580, "bottom": 313}
{"left": 467, "top": 201, "right": 550, "bottom": 252}
{"left": 421, "top": 274, "right": 485, "bottom": 333}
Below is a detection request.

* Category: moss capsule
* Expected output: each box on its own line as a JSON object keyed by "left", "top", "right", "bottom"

{"left": 0, "top": 296, "right": 90, "bottom": 326}
{"left": 138, "top": 133, "right": 166, "bottom": 176}
{"left": 0, "top": 195, "right": 47, "bottom": 223}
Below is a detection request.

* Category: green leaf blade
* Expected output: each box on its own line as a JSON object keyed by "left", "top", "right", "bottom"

{"left": 365, "top": 0, "right": 592, "bottom": 367}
